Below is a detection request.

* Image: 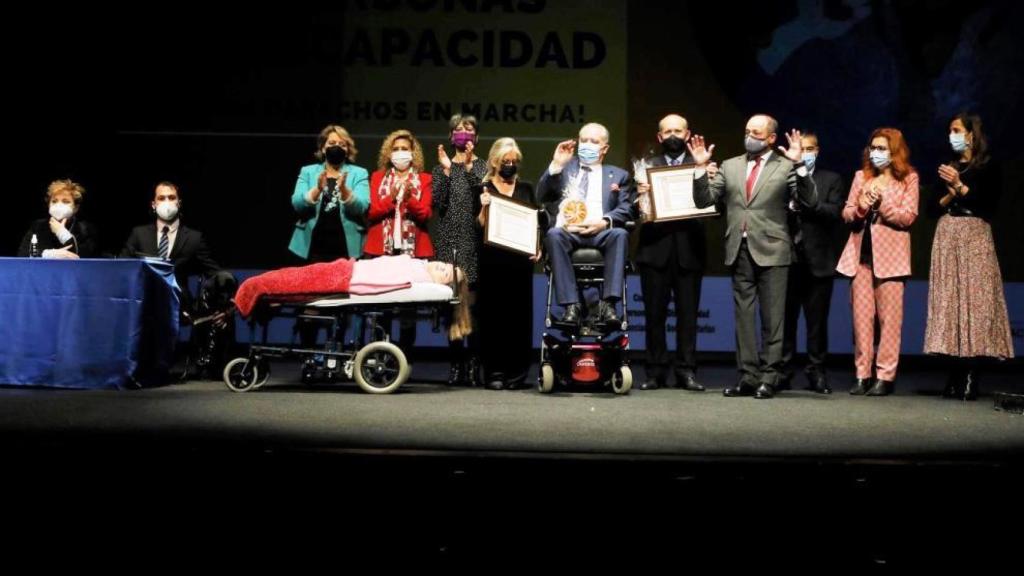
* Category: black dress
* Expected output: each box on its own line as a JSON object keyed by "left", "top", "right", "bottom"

{"left": 433, "top": 161, "right": 486, "bottom": 285}
{"left": 307, "top": 177, "right": 349, "bottom": 263}
{"left": 18, "top": 217, "right": 98, "bottom": 257}
{"left": 474, "top": 180, "right": 538, "bottom": 386}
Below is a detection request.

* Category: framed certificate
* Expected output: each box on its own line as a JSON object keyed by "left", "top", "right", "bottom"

{"left": 646, "top": 164, "right": 718, "bottom": 222}
{"left": 484, "top": 194, "right": 540, "bottom": 256}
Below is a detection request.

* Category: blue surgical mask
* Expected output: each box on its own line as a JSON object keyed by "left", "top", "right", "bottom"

{"left": 949, "top": 132, "right": 968, "bottom": 153}
{"left": 578, "top": 142, "right": 601, "bottom": 165}
{"left": 801, "top": 152, "right": 817, "bottom": 171}
{"left": 744, "top": 135, "right": 768, "bottom": 154}
{"left": 869, "top": 150, "right": 891, "bottom": 169}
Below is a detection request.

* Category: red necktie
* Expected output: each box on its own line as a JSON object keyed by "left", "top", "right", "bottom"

{"left": 745, "top": 156, "right": 762, "bottom": 203}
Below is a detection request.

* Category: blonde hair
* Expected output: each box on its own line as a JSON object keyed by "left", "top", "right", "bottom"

{"left": 448, "top": 268, "right": 473, "bottom": 340}
{"left": 314, "top": 125, "right": 358, "bottom": 162}
{"left": 483, "top": 137, "right": 523, "bottom": 183}
{"left": 46, "top": 179, "right": 85, "bottom": 206}
{"left": 377, "top": 129, "right": 425, "bottom": 172}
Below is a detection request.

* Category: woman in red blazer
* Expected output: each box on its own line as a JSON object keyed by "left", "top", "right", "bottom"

{"left": 836, "top": 127, "right": 919, "bottom": 396}
{"left": 364, "top": 129, "right": 434, "bottom": 257}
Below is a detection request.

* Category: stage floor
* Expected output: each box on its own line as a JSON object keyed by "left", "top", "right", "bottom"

{"left": 2, "top": 361, "right": 1021, "bottom": 463}
{"left": 2, "top": 361, "right": 1021, "bottom": 568}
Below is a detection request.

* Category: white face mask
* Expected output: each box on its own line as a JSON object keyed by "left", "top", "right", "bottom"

{"left": 49, "top": 202, "right": 74, "bottom": 221}
{"left": 155, "top": 201, "right": 179, "bottom": 222}
{"left": 391, "top": 151, "right": 413, "bottom": 170}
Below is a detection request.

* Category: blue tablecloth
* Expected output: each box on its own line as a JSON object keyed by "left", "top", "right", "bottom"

{"left": 0, "top": 258, "right": 180, "bottom": 390}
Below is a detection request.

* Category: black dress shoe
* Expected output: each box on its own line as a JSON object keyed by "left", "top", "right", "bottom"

{"left": 866, "top": 379, "right": 894, "bottom": 396}
{"left": 561, "top": 303, "right": 582, "bottom": 323}
{"left": 806, "top": 372, "right": 832, "bottom": 394}
{"left": 675, "top": 373, "right": 705, "bottom": 392}
{"left": 723, "top": 382, "right": 757, "bottom": 397}
{"left": 639, "top": 379, "right": 664, "bottom": 391}
{"left": 754, "top": 383, "right": 775, "bottom": 399}
{"left": 850, "top": 378, "right": 872, "bottom": 395}
{"left": 598, "top": 300, "right": 620, "bottom": 326}
{"left": 961, "top": 371, "right": 979, "bottom": 401}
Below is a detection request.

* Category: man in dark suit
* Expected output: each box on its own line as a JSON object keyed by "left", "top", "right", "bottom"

{"left": 121, "top": 181, "right": 235, "bottom": 323}
{"left": 538, "top": 123, "right": 633, "bottom": 325}
{"left": 690, "top": 115, "right": 817, "bottom": 399}
{"left": 777, "top": 132, "right": 845, "bottom": 394}
{"left": 634, "top": 114, "right": 707, "bottom": 391}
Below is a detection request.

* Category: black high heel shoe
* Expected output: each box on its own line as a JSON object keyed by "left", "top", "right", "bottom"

{"left": 447, "top": 362, "right": 465, "bottom": 386}
{"left": 866, "top": 379, "right": 894, "bottom": 396}
{"left": 942, "top": 369, "right": 963, "bottom": 398}
{"left": 850, "top": 378, "right": 872, "bottom": 395}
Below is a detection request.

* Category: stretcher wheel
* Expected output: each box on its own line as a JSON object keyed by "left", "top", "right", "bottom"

{"left": 353, "top": 341, "right": 409, "bottom": 394}
{"left": 223, "top": 357, "right": 259, "bottom": 392}
{"left": 611, "top": 366, "right": 632, "bottom": 395}
{"left": 538, "top": 364, "right": 555, "bottom": 394}
{"left": 250, "top": 358, "right": 271, "bottom": 390}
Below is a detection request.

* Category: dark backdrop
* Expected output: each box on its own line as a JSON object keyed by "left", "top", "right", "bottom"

{"left": 6, "top": 2, "right": 1022, "bottom": 279}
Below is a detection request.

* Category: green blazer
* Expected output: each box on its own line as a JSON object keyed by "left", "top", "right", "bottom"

{"left": 288, "top": 162, "right": 370, "bottom": 259}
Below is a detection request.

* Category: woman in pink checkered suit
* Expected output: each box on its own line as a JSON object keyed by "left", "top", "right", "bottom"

{"left": 836, "top": 128, "right": 919, "bottom": 396}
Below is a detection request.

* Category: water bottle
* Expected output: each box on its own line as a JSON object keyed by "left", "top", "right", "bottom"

{"left": 29, "top": 234, "right": 40, "bottom": 258}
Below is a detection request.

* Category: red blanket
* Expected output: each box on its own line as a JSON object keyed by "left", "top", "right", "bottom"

{"left": 234, "top": 258, "right": 354, "bottom": 317}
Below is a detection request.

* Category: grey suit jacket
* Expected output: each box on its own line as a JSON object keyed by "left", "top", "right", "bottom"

{"left": 693, "top": 152, "right": 817, "bottom": 267}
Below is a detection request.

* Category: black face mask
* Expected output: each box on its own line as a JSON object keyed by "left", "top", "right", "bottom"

{"left": 661, "top": 135, "right": 686, "bottom": 158}
{"left": 498, "top": 163, "right": 518, "bottom": 179}
{"left": 325, "top": 145, "right": 347, "bottom": 166}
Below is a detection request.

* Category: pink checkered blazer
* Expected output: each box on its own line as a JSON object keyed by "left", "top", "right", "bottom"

{"left": 836, "top": 170, "right": 919, "bottom": 279}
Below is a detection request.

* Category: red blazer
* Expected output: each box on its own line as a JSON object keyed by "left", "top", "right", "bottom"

{"left": 836, "top": 170, "right": 919, "bottom": 279}
{"left": 364, "top": 170, "right": 434, "bottom": 257}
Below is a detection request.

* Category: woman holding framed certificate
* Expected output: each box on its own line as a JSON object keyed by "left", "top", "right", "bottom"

{"left": 474, "top": 137, "right": 541, "bottom": 390}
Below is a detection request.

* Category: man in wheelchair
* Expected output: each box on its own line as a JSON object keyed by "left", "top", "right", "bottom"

{"left": 538, "top": 123, "right": 633, "bottom": 328}
{"left": 121, "top": 181, "right": 238, "bottom": 379}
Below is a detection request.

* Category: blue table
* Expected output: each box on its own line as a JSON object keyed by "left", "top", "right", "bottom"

{"left": 0, "top": 258, "right": 180, "bottom": 389}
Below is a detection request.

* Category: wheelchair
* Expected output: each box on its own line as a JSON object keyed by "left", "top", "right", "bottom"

{"left": 178, "top": 271, "right": 238, "bottom": 381}
{"left": 538, "top": 237, "right": 634, "bottom": 396}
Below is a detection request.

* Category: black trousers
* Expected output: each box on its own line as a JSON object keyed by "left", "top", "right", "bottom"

{"left": 781, "top": 258, "right": 834, "bottom": 378}
{"left": 731, "top": 240, "right": 788, "bottom": 386}
{"left": 639, "top": 262, "right": 702, "bottom": 381}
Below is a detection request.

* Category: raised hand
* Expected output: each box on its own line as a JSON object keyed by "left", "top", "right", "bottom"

{"left": 778, "top": 129, "right": 804, "bottom": 163}
{"left": 552, "top": 140, "right": 576, "bottom": 167}
{"left": 686, "top": 134, "right": 715, "bottom": 166}
{"left": 438, "top": 144, "right": 452, "bottom": 171}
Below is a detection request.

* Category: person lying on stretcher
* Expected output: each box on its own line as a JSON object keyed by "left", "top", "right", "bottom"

{"left": 234, "top": 254, "right": 470, "bottom": 339}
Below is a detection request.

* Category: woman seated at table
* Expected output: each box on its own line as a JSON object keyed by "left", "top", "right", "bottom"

{"left": 234, "top": 254, "right": 471, "bottom": 340}
{"left": 17, "top": 179, "right": 98, "bottom": 258}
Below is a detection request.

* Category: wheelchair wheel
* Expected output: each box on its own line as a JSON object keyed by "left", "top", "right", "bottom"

{"left": 223, "top": 357, "right": 259, "bottom": 392}
{"left": 353, "top": 341, "right": 409, "bottom": 394}
{"left": 250, "top": 358, "right": 271, "bottom": 390}
{"left": 611, "top": 366, "right": 632, "bottom": 395}
{"left": 538, "top": 364, "right": 555, "bottom": 394}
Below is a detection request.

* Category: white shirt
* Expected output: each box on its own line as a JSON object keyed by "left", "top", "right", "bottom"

{"left": 156, "top": 218, "right": 180, "bottom": 257}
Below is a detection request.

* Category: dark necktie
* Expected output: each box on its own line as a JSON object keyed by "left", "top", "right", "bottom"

{"left": 158, "top": 225, "right": 170, "bottom": 260}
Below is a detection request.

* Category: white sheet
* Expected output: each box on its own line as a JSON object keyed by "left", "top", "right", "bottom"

{"left": 306, "top": 282, "right": 454, "bottom": 307}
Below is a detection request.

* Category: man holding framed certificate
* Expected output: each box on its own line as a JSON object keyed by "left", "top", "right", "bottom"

{"left": 633, "top": 114, "right": 709, "bottom": 392}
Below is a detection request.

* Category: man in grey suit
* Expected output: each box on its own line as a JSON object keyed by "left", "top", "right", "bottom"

{"left": 689, "top": 115, "right": 817, "bottom": 398}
